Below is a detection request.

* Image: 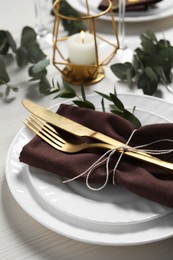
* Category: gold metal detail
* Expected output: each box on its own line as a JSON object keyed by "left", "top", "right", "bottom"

{"left": 52, "top": 0, "right": 119, "bottom": 86}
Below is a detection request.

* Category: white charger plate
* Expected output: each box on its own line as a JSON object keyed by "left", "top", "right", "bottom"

{"left": 5, "top": 93, "right": 173, "bottom": 245}
{"left": 68, "top": 0, "right": 173, "bottom": 22}
{"left": 27, "top": 107, "right": 171, "bottom": 226}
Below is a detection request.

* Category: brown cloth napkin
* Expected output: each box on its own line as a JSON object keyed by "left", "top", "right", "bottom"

{"left": 98, "top": 0, "right": 163, "bottom": 12}
{"left": 19, "top": 104, "right": 173, "bottom": 208}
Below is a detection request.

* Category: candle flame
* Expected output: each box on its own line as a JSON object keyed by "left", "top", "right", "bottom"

{"left": 80, "top": 30, "right": 85, "bottom": 44}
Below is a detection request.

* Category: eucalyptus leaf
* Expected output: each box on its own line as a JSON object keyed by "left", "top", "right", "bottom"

{"left": 26, "top": 43, "right": 46, "bottom": 63}
{"left": 141, "top": 30, "right": 158, "bottom": 43}
{"left": 39, "top": 77, "right": 51, "bottom": 94}
{"left": 28, "top": 65, "right": 47, "bottom": 79}
{"left": 21, "top": 26, "right": 37, "bottom": 47}
{"left": 145, "top": 66, "right": 158, "bottom": 83}
{"left": 111, "top": 62, "right": 135, "bottom": 81}
{"left": 110, "top": 30, "right": 173, "bottom": 95}
{"left": 138, "top": 70, "right": 158, "bottom": 95}
{"left": 126, "top": 69, "right": 133, "bottom": 88}
{"left": 110, "top": 63, "right": 127, "bottom": 80}
{"left": 16, "top": 46, "right": 28, "bottom": 67}
{"left": 0, "top": 30, "right": 16, "bottom": 54}
{"left": 140, "top": 32, "right": 157, "bottom": 53}
{"left": 0, "top": 31, "right": 9, "bottom": 54}
{"left": 0, "top": 58, "right": 10, "bottom": 84}
{"left": 6, "top": 31, "right": 17, "bottom": 52}
{"left": 31, "top": 59, "right": 50, "bottom": 74}
{"left": 140, "top": 36, "right": 157, "bottom": 53}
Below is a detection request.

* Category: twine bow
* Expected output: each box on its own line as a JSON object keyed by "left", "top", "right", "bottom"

{"left": 63, "top": 129, "right": 173, "bottom": 191}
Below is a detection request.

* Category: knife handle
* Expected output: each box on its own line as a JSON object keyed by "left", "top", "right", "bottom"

{"left": 93, "top": 132, "right": 173, "bottom": 172}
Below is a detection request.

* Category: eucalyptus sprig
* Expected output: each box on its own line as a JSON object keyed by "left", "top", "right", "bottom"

{"left": 111, "top": 30, "right": 173, "bottom": 95}
{"left": 49, "top": 81, "right": 141, "bottom": 127}
{"left": 0, "top": 26, "right": 51, "bottom": 98}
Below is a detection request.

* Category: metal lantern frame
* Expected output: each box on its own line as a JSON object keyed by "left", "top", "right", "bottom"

{"left": 52, "top": 0, "right": 119, "bottom": 85}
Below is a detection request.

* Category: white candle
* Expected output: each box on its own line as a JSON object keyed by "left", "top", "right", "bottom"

{"left": 67, "top": 31, "right": 97, "bottom": 65}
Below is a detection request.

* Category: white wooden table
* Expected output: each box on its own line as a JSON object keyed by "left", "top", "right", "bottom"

{"left": 1, "top": 0, "right": 173, "bottom": 259}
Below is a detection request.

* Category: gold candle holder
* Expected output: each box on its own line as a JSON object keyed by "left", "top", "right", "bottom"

{"left": 52, "top": 0, "right": 119, "bottom": 86}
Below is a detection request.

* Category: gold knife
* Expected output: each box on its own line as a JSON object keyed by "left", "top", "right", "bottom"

{"left": 22, "top": 99, "right": 173, "bottom": 171}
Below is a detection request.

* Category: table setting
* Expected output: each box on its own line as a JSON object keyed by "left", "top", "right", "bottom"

{"left": 1, "top": 0, "right": 173, "bottom": 259}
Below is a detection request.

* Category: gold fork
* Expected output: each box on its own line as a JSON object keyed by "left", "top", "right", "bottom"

{"left": 23, "top": 114, "right": 173, "bottom": 172}
{"left": 23, "top": 115, "right": 116, "bottom": 153}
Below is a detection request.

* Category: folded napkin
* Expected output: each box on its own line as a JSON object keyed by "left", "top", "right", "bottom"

{"left": 19, "top": 104, "right": 173, "bottom": 208}
{"left": 98, "top": 0, "right": 163, "bottom": 12}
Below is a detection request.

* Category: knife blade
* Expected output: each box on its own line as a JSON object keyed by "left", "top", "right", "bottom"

{"left": 22, "top": 99, "right": 173, "bottom": 171}
{"left": 23, "top": 99, "right": 127, "bottom": 147}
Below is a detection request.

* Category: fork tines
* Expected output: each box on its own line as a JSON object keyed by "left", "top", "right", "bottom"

{"left": 23, "top": 114, "right": 65, "bottom": 149}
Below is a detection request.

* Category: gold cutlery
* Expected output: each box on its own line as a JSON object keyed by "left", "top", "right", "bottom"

{"left": 23, "top": 115, "right": 117, "bottom": 152}
{"left": 23, "top": 113, "right": 173, "bottom": 172}
{"left": 22, "top": 99, "right": 137, "bottom": 150}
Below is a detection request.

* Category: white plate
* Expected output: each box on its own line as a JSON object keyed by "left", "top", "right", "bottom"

{"left": 5, "top": 93, "right": 173, "bottom": 245}
{"left": 68, "top": 0, "right": 173, "bottom": 22}
{"left": 27, "top": 107, "right": 171, "bottom": 226}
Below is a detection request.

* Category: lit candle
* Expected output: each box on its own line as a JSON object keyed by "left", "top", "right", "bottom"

{"left": 67, "top": 31, "right": 97, "bottom": 65}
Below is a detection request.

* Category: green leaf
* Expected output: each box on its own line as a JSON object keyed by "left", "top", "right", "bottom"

{"left": 0, "top": 58, "right": 10, "bottom": 84}
{"left": 123, "top": 109, "right": 141, "bottom": 128}
{"left": 26, "top": 43, "right": 46, "bottom": 63}
{"left": 54, "top": 90, "right": 76, "bottom": 99}
{"left": 16, "top": 47, "right": 28, "bottom": 67}
{"left": 110, "top": 62, "right": 135, "bottom": 81}
{"left": 110, "top": 63, "right": 127, "bottom": 80}
{"left": 101, "top": 97, "right": 105, "bottom": 112}
{"left": 31, "top": 59, "right": 50, "bottom": 74}
{"left": 142, "top": 30, "right": 158, "bottom": 43}
{"left": 28, "top": 65, "right": 47, "bottom": 79}
{"left": 138, "top": 68, "right": 158, "bottom": 95}
{"left": 0, "top": 30, "right": 16, "bottom": 54}
{"left": 110, "top": 108, "right": 141, "bottom": 128}
{"left": 0, "top": 30, "right": 9, "bottom": 54}
{"left": 39, "top": 77, "right": 51, "bottom": 94}
{"left": 81, "top": 85, "right": 86, "bottom": 101}
{"left": 126, "top": 68, "right": 133, "bottom": 88}
{"left": 95, "top": 91, "right": 112, "bottom": 101}
{"left": 145, "top": 66, "right": 158, "bottom": 82}
{"left": 159, "top": 46, "right": 173, "bottom": 62}
{"left": 110, "top": 93, "right": 124, "bottom": 111}
{"left": 63, "top": 81, "right": 76, "bottom": 95}
{"left": 21, "top": 26, "right": 37, "bottom": 48}
{"left": 73, "top": 100, "right": 95, "bottom": 110}
{"left": 6, "top": 31, "right": 17, "bottom": 52}
{"left": 140, "top": 32, "right": 157, "bottom": 53}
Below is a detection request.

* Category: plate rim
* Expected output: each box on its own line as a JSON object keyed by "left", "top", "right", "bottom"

{"left": 68, "top": 0, "right": 173, "bottom": 23}
{"left": 5, "top": 93, "right": 173, "bottom": 245}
